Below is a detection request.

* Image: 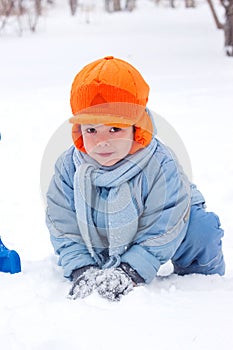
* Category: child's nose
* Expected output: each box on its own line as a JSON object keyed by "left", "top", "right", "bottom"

{"left": 96, "top": 139, "right": 110, "bottom": 147}
{"left": 96, "top": 134, "right": 110, "bottom": 147}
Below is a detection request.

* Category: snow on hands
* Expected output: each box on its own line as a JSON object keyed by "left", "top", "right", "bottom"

{"left": 68, "top": 267, "right": 100, "bottom": 299}
{"left": 68, "top": 267, "right": 134, "bottom": 302}
{"left": 96, "top": 267, "right": 134, "bottom": 302}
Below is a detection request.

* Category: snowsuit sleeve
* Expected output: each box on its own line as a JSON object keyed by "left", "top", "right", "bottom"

{"left": 121, "top": 156, "right": 192, "bottom": 284}
{"left": 46, "top": 148, "right": 97, "bottom": 278}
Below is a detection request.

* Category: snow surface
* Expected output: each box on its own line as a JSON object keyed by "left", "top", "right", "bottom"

{"left": 1, "top": 1, "right": 233, "bottom": 349}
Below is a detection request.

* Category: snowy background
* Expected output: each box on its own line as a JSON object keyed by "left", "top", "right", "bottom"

{"left": 1, "top": 1, "right": 233, "bottom": 349}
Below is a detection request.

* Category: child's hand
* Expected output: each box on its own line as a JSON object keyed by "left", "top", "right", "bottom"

{"left": 68, "top": 266, "right": 100, "bottom": 300}
{"left": 95, "top": 267, "right": 134, "bottom": 302}
{"left": 68, "top": 264, "right": 144, "bottom": 301}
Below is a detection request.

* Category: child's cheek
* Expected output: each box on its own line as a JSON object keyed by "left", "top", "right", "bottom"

{"left": 84, "top": 136, "right": 97, "bottom": 154}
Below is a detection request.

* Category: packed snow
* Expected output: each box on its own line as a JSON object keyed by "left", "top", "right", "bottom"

{"left": 1, "top": 1, "right": 233, "bottom": 349}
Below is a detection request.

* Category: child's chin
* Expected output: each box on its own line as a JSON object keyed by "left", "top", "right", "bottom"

{"left": 97, "top": 158, "right": 121, "bottom": 167}
{"left": 99, "top": 160, "right": 119, "bottom": 167}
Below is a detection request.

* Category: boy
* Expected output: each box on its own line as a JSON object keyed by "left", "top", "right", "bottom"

{"left": 46, "top": 56, "right": 225, "bottom": 302}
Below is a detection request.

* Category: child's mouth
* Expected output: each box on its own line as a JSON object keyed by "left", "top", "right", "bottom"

{"left": 96, "top": 152, "right": 114, "bottom": 157}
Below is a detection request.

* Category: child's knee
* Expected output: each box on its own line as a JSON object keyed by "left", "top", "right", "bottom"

{"left": 188, "top": 206, "right": 224, "bottom": 245}
{"left": 172, "top": 206, "right": 225, "bottom": 276}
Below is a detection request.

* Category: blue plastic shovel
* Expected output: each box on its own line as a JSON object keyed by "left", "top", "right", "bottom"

{"left": 0, "top": 237, "right": 21, "bottom": 274}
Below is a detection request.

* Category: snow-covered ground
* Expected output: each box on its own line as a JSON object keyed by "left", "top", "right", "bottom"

{"left": 1, "top": 1, "right": 233, "bottom": 349}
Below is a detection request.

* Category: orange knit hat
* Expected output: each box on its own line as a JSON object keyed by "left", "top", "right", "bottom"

{"left": 69, "top": 56, "right": 153, "bottom": 153}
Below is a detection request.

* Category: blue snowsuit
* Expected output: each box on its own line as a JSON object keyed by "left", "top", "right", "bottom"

{"left": 46, "top": 137, "right": 225, "bottom": 283}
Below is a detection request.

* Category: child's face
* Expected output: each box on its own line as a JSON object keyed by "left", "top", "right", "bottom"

{"left": 80, "top": 124, "right": 134, "bottom": 166}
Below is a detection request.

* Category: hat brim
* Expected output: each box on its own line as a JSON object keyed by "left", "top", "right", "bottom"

{"left": 69, "top": 113, "right": 134, "bottom": 127}
{"left": 69, "top": 102, "right": 148, "bottom": 126}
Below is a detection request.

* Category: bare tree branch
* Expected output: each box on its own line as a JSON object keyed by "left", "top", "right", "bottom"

{"left": 206, "top": 0, "right": 224, "bottom": 29}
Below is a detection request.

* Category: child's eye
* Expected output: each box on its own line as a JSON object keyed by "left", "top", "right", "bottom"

{"left": 86, "top": 128, "right": 97, "bottom": 134}
{"left": 109, "top": 127, "right": 122, "bottom": 133}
